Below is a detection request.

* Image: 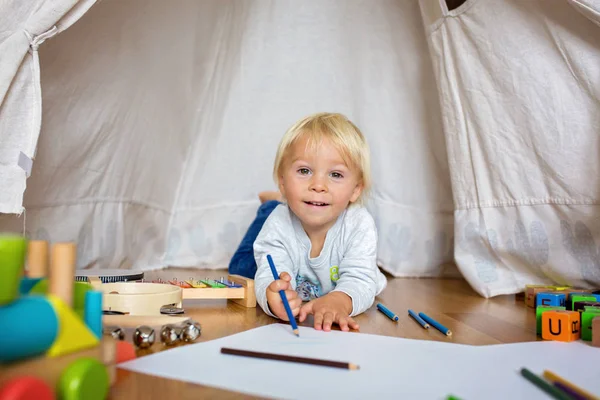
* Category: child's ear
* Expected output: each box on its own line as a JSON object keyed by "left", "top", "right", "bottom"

{"left": 349, "top": 182, "right": 363, "bottom": 203}
{"left": 278, "top": 175, "right": 286, "bottom": 198}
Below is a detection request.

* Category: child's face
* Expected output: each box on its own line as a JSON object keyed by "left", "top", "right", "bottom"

{"left": 278, "top": 135, "right": 363, "bottom": 236}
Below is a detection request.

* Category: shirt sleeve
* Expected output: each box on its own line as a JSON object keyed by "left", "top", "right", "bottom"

{"left": 331, "top": 209, "right": 385, "bottom": 317}
{"left": 253, "top": 208, "right": 297, "bottom": 318}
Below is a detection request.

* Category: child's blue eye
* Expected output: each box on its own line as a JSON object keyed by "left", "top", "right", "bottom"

{"left": 331, "top": 172, "right": 343, "bottom": 179}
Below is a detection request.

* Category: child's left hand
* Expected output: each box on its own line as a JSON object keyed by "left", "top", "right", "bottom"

{"left": 298, "top": 292, "right": 359, "bottom": 332}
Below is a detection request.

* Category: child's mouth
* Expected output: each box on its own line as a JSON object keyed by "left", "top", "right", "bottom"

{"left": 304, "top": 201, "right": 330, "bottom": 207}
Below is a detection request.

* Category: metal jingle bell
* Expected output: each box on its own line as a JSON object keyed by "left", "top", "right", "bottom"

{"left": 133, "top": 325, "right": 155, "bottom": 348}
{"left": 181, "top": 320, "right": 202, "bottom": 342}
{"left": 160, "top": 324, "right": 180, "bottom": 346}
{"left": 109, "top": 326, "right": 125, "bottom": 341}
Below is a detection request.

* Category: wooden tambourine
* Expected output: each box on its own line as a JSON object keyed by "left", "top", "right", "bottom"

{"left": 96, "top": 282, "right": 183, "bottom": 316}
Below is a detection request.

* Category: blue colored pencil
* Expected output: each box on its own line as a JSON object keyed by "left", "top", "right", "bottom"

{"left": 408, "top": 309, "right": 429, "bottom": 329}
{"left": 377, "top": 303, "right": 399, "bottom": 322}
{"left": 418, "top": 312, "right": 452, "bottom": 336}
{"left": 267, "top": 255, "right": 299, "bottom": 337}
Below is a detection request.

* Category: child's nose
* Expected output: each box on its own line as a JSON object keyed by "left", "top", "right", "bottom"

{"left": 309, "top": 176, "right": 327, "bottom": 192}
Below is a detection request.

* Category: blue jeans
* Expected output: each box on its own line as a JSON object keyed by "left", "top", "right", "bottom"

{"left": 228, "top": 200, "right": 281, "bottom": 279}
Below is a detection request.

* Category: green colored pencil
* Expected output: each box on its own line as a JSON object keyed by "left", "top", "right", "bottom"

{"left": 520, "top": 368, "right": 573, "bottom": 400}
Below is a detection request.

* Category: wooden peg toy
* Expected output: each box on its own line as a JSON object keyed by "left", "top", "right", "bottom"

{"left": 541, "top": 310, "right": 581, "bottom": 342}
{"left": 27, "top": 240, "right": 49, "bottom": 279}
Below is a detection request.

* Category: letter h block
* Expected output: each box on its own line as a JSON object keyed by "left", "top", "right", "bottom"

{"left": 536, "top": 292, "right": 566, "bottom": 308}
{"left": 541, "top": 310, "right": 580, "bottom": 342}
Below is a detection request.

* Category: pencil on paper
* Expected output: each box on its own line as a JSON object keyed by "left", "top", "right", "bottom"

{"left": 408, "top": 309, "right": 429, "bottom": 329}
{"left": 520, "top": 368, "right": 573, "bottom": 400}
{"left": 418, "top": 312, "right": 452, "bottom": 336}
{"left": 267, "top": 254, "right": 299, "bottom": 337}
{"left": 221, "top": 347, "right": 360, "bottom": 370}
{"left": 543, "top": 370, "right": 599, "bottom": 400}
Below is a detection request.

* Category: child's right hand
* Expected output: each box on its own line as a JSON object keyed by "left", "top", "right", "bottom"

{"left": 266, "top": 272, "right": 301, "bottom": 321}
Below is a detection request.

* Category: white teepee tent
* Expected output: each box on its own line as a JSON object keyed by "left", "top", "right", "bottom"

{"left": 1, "top": 0, "right": 599, "bottom": 297}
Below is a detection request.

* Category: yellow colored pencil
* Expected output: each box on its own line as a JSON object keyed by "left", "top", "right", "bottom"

{"left": 543, "top": 370, "right": 599, "bottom": 400}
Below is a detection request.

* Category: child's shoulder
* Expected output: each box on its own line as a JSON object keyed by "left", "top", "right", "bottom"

{"left": 343, "top": 204, "right": 376, "bottom": 230}
{"left": 263, "top": 202, "right": 294, "bottom": 229}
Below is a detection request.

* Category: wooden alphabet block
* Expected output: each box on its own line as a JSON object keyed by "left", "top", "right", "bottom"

{"left": 581, "top": 310, "right": 600, "bottom": 341}
{"left": 536, "top": 292, "right": 566, "bottom": 308}
{"left": 541, "top": 310, "right": 580, "bottom": 342}
{"left": 593, "top": 317, "right": 600, "bottom": 347}
{"left": 568, "top": 294, "right": 597, "bottom": 310}
{"left": 536, "top": 306, "right": 565, "bottom": 335}
{"left": 525, "top": 286, "right": 555, "bottom": 308}
{"left": 573, "top": 301, "right": 600, "bottom": 313}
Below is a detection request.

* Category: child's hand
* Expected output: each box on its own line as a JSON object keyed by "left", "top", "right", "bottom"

{"left": 266, "top": 272, "right": 301, "bottom": 321}
{"left": 298, "top": 292, "right": 359, "bottom": 332}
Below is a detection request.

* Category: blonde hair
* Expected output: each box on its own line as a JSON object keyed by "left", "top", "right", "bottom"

{"left": 273, "top": 112, "right": 371, "bottom": 205}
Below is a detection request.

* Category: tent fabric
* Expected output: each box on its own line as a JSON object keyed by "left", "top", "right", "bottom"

{"left": 0, "top": 0, "right": 97, "bottom": 214}
{"left": 0, "top": 0, "right": 599, "bottom": 297}
{"left": 568, "top": 0, "right": 600, "bottom": 26}
{"left": 0, "top": 0, "right": 458, "bottom": 278}
{"left": 420, "top": 0, "right": 600, "bottom": 296}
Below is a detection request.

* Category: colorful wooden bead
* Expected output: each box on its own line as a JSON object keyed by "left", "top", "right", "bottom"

{"left": 58, "top": 358, "right": 109, "bottom": 400}
{"left": 0, "top": 376, "right": 54, "bottom": 400}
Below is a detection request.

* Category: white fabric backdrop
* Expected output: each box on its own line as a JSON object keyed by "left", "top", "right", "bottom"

{"left": 0, "top": 0, "right": 96, "bottom": 214}
{"left": 0, "top": 0, "right": 457, "bottom": 278}
{"left": 1, "top": 0, "right": 599, "bottom": 297}
{"left": 420, "top": 0, "right": 600, "bottom": 295}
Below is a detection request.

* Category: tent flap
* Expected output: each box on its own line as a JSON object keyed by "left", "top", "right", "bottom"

{"left": 0, "top": 0, "right": 96, "bottom": 214}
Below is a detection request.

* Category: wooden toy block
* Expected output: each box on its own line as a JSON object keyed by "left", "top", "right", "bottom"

{"left": 541, "top": 310, "right": 580, "bottom": 342}
{"left": 573, "top": 301, "right": 600, "bottom": 313}
{"left": 525, "top": 286, "right": 578, "bottom": 308}
{"left": 581, "top": 309, "right": 600, "bottom": 341}
{"left": 536, "top": 306, "right": 565, "bottom": 335}
{"left": 569, "top": 295, "right": 597, "bottom": 311}
{"left": 526, "top": 286, "right": 554, "bottom": 308}
{"left": 46, "top": 295, "right": 99, "bottom": 358}
{"left": 593, "top": 317, "right": 600, "bottom": 347}
{"left": 536, "top": 292, "right": 566, "bottom": 308}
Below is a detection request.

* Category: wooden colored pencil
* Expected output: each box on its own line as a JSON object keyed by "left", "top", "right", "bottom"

{"left": 408, "top": 309, "right": 429, "bottom": 329}
{"left": 543, "top": 370, "right": 599, "bottom": 400}
{"left": 419, "top": 312, "right": 452, "bottom": 336}
{"left": 520, "top": 368, "right": 573, "bottom": 400}
{"left": 267, "top": 254, "right": 299, "bottom": 337}
{"left": 221, "top": 347, "right": 360, "bottom": 370}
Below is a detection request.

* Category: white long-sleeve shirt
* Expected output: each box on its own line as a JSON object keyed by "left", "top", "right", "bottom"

{"left": 253, "top": 202, "right": 387, "bottom": 318}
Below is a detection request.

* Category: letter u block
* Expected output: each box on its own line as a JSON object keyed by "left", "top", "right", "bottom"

{"left": 536, "top": 293, "right": 566, "bottom": 308}
{"left": 541, "top": 310, "right": 580, "bottom": 342}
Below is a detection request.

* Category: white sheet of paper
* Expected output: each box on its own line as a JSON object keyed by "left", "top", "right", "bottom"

{"left": 119, "top": 324, "right": 600, "bottom": 399}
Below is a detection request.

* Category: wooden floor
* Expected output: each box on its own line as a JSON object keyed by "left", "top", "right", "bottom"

{"left": 109, "top": 268, "right": 538, "bottom": 399}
